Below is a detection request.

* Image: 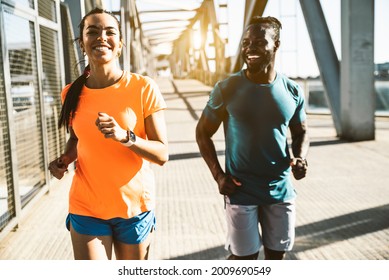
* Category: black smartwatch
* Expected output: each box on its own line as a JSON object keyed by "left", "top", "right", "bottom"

{"left": 297, "top": 158, "right": 308, "bottom": 166}
{"left": 121, "top": 130, "right": 136, "bottom": 147}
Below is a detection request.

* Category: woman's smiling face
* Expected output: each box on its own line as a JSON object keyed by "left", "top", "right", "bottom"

{"left": 80, "top": 12, "right": 122, "bottom": 65}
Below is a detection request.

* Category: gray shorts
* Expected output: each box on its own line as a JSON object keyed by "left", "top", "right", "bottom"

{"left": 225, "top": 197, "right": 296, "bottom": 256}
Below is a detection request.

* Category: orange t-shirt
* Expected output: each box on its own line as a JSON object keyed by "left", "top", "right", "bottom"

{"left": 61, "top": 71, "right": 166, "bottom": 219}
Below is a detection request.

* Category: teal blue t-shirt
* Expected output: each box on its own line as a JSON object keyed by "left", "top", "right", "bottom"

{"left": 204, "top": 70, "right": 306, "bottom": 205}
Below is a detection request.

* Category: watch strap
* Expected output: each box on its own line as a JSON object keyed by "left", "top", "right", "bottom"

{"left": 121, "top": 130, "right": 136, "bottom": 147}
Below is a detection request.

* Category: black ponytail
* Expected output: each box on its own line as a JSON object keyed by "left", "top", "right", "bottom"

{"left": 58, "top": 65, "right": 90, "bottom": 131}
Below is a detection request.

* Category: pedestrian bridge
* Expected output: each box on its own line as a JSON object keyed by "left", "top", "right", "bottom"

{"left": 0, "top": 0, "right": 388, "bottom": 260}
{"left": 0, "top": 77, "right": 388, "bottom": 260}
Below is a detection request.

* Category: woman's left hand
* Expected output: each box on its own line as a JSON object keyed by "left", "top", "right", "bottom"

{"left": 95, "top": 112, "right": 127, "bottom": 142}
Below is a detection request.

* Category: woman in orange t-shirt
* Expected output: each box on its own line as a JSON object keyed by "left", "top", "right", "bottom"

{"left": 48, "top": 8, "right": 168, "bottom": 260}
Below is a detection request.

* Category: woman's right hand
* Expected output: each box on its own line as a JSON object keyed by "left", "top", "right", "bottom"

{"left": 48, "top": 155, "right": 70, "bottom": 179}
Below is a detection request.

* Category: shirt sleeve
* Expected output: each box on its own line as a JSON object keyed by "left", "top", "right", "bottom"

{"left": 142, "top": 77, "right": 167, "bottom": 118}
{"left": 289, "top": 84, "right": 307, "bottom": 125}
{"left": 203, "top": 82, "right": 227, "bottom": 124}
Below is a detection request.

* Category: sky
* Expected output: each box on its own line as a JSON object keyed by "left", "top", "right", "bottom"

{"left": 227, "top": 0, "right": 389, "bottom": 77}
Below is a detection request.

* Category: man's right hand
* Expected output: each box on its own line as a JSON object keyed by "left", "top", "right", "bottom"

{"left": 216, "top": 173, "right": 242, "bottom": 195}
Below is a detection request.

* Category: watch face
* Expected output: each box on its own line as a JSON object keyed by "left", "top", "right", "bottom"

{"left": 129, "top": 130, "right": 136, "bottom": 142}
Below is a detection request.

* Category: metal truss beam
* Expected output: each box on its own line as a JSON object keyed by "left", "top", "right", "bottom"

{"left": 299, "top": 0, "right": 342, "bottom": 136}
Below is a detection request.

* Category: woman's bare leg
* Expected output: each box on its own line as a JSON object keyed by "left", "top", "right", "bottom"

{"left": 113, "top": 232, "right": 152, "bottom": 260}
{"left": 70, "top": 225, "right": 113, "bottom": 260}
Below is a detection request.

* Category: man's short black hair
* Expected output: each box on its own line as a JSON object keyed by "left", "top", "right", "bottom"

{"left": 247, "top": 16, "right": 282, "bottom": 41}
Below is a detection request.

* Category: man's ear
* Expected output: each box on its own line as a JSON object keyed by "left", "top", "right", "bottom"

{"left": 275, "top": 40, "right": 281, "bottom": 50}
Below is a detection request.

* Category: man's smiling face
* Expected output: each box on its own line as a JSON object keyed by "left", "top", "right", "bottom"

{"left": 241, "top": 23, "right": 280, "bottom": 74}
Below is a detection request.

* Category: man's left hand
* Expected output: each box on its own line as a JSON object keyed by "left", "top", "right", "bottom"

{"left": 290, "top": 158, "right": 308, "bottom": 180}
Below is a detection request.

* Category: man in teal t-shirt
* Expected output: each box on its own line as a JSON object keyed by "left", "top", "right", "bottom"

{"left": 196, "top": 16, "right": 310, "bottom": 260}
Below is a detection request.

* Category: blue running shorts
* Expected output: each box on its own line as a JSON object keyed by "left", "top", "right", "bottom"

{"left": 66, "top": 211, "right": 156, "bottom": 245}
